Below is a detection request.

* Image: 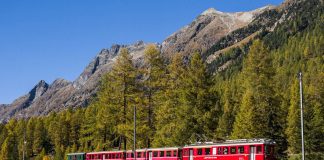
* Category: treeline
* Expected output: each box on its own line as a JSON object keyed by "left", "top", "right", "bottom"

{"left": 0, "top": 11, "right": 323, "bottom": 160}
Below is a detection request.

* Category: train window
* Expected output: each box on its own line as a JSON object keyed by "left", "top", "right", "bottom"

{"left": 184, "top": 150, "right": 188, "bottom": 156}
{"left": 265, "top": 145, "right": 272, "bottom": 155}
{"left": 153, "top": 151, "right": 158, "bottom": 157}
{"left": 160, "top": 151, "right": 165, "bottom": 157}
{"left": 173, "top": 150, "right": 177, "bottom": 157}
{"left": 257, "top": 146, "right": 262, "bottom": 154}
{"left": 238, "top": 146, "right": 244, "bottom": 153}
{"left": 197, "top": 148, "right": 203, "bottom": 155}
{"left": 166, "top": 151, "right": 171, "bottom": 157}
{"left": 213, "top": 148, "right": 216, "bottom": 155}
{"left": 218, "top": 147, "right": 222, "bottom": 155}
{"left": 205, "top": 148, "right": 210, "bottom": 155}
{"left": 223, "top": 147, "right": 228, "bottom": 154}
{"left": 137, "top": 152, "right": 142, "bottom": 158}
{"left": 230, "top": 147, "right": 237, "bottom": 154}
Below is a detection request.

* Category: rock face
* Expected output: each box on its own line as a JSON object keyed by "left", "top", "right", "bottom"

{"left": 0, "top": 80, "right": 49, "bottom": 122}
{"left": 0, "top": 42, "right": 157, "bottom": 122}
{"left": 0, "top": 4, "right": 281, "bottom": 122}
{"left": 161, "top": 6, "right": 274, "bottom": 57}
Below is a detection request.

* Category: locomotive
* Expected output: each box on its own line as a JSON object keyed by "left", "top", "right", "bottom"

{"left": 67, "top": 138, "right": 275, "bottom": 160}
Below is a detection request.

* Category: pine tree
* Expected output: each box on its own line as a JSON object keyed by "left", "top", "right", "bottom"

{"left": 153, "top": 53, "right": 187, "bottom": 147}
{"left": 70, "top": 109, "right": 83, "bottom": 150}
{"left": 183, "top": 52, "right": 217, "bottom": 142}
{"left": 285, "top": 79, "right": 301, "bottom": 154}
{"left": 142, "top": 44, "right": 166, "bottom": 148}
{"left": 79, "top": 106, "right": 97, "bottom": 151}
{"left": 54, "top": 145, "right": 64, "bottom": 160}
{"left": 26, "top": 118, "right": 36, "bottom": 157}
{"left": 216, "top": 82, "right": 236, "bottom": 139}
{"left": 93, "top": 47, "right": 139, "bottom": 150}
{"left": 33, "top": 119, "right": 48, "bottom": 155}
{"left": 231, "top": 40, "right": 282, "bottom": 140}
{"left": 0, "top": 133, "right": 18, "bottom": 160}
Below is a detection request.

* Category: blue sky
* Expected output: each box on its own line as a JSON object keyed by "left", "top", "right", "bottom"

{"left": 0, "top": 0, "right": 283, "bottom": 104}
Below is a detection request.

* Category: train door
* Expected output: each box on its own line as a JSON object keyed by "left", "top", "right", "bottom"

{"left": 149, "top": 151, "right": 153, "bottom": 160}
{"left": 250, "top": 146, "right": 256, "bottom": 160}
{"left": 189, "top": 149, "right": 193, "bottom": 160}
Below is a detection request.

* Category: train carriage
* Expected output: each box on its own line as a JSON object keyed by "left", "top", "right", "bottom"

{"left": 126, "top": 149, "right": 147, "bottom": 160}
{"left": 86, "top": 150, "right": 125, "bottom": 160}
{"left": 182, "top": 139, "right": 275, "bottom": 160}
{"left": 146, "top": 147, "right": 182, "bottom": 160}
{"left": 68, "top": 138, "right": 275, "bottom": 160}
{"left": 67, "top": 153, "right": 86, "bottom": 160}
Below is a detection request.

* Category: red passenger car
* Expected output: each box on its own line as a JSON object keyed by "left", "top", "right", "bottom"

{"left": 86, "top": 150, "right": 125, "bottom": 160}
{"left": 146, "top": 147, "right": 182, "bottom": 160}
{"left": 126, "top": 149, "right": 147, "bottom": 160}
{"left": 182, "top": 139, "right": 275, "bottom": 160}
{"left": 74, "top": 139, "right": 275, "bottom": 160}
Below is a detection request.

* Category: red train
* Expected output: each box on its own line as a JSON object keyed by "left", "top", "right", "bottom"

{"left": 67, "top": 139, "right": 275, "bottom": 160}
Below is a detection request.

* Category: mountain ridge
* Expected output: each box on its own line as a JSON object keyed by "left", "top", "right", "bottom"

{"left": 0, "top": 3, "right": 284, "bottom": 123}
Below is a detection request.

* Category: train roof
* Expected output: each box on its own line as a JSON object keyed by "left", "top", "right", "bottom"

{"left": 126, "top": 148, "right": 148, "bottom": 152}
{"left": 67, "top": 152, "right": 85, "bottom": 155}
{"left": 86, "top": 150, "right": 125, "bottom": 154}
{"left": 184, "top": 139, "right": 275, "bottom": 148}
{"left": 147, "top": 147, "right": 182, "bottom": 151}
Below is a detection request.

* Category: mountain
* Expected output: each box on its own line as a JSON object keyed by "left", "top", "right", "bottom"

{"left": 0, "top": 0, "right": 318, "bottom": 123}
{"left": 0, "top": 41, "right": 158, "bottom": 122}
{"left": 161, "top": 6, "right": 275, "bottom": 57}
{"left": 0, "top": 80, "right": 49, "bottom": 122}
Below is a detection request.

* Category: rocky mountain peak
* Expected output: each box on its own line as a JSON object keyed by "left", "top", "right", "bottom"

{"left": 161, "top": 5, "right": 275, "bottom": 57}
{"left": 30, "top": 80, "right": 49, "bottom": 101}
{"left": 201, "top": 8, "right": 221, "bottom": 16}
{"left": 50, "top": 78, "right": 71, "bottom": 89}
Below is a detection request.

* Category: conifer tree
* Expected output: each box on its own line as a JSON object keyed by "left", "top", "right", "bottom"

{"left": 0, "top": 124, "right": 7, "bottom": 149}
{"left": 79, "top": 106, "right": 97, "bottom": 151}
{"left": 231, "top": 40, "right": 282, "bottom": 139}
{"left": 54, "top": 145, "right": 64, "bottom": 160}
{"left": 183, "top": 52, "right": 217, "bottom": 141}
{"left": 304, "top": 72, "right": 324, "bottom": 152}
{"left": 285, "top": 79, "right": 301, "bottom": 154}
{"left": 143, "top": 45, "right": 166, "bottom": 147}
{"left": 33, "top": 119, "right": 48, "bottom": 155}
{"left": 216, "top": 82, "right": 236, "bottom": 139}
{"left": 70, "top": 109, "right": 83, "bottom": 150}
{"left": 153, "top": 53, "right": 187, "bottom": 147}
{"left": 0, "top": 134, "right": 18, "bottom": 160}
{"left": 26, "top": 118, "right": 36, "bottom": 157}
{"left": 95, "top": 48, "right": 138, "bottom": 150}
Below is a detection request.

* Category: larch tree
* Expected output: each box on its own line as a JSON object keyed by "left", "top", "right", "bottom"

{"left": 183, "top": 52, "right": 217, "bottom": 142}
{"left": 103, "top": 48, "right": 138, "bottom": 150}
{"left": 285, "top": 79, "right": 301, "bottom": 154}
{"left": 142, "top": 44, "right": 167, "bottom": 148}
{"left": 153, "top": 53, "right": 187, "bottom": 147}
{"left": 231, "top": 40, "right": 282, "bottom": 140}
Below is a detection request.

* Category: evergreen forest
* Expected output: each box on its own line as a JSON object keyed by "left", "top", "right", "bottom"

{"left": 0, "top": 0, "right": 323, "bottom": 159}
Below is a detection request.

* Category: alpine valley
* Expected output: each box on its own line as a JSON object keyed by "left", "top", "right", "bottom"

{"left": 0, "top": 0, "right": 323, "bottom": 159}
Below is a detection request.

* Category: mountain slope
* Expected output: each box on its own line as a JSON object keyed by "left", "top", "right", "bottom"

{"left": 0, "top": 3, "right": 293, "bottom": 123}
{"left": 161, "top": 6, "right": 274, "bottom": 57}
